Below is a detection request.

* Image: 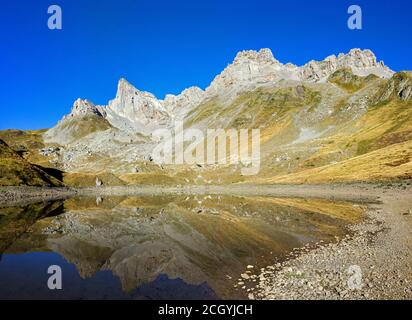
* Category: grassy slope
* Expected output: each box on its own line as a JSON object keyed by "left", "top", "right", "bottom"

{"left": 62, "top": 171, "right": 127, "bottom": 187}
{"left": 0, "top": 139, "right": 63, "bottom": 187}
{"left": 328, "top": 68, "right": 378, "bottom": 93}
{"left": 0, "top": 129, "right": 51, "bottom": 167}
{"left": 44, "top": 114, "right": 112, "bottom": 145}
{"left": 186, "top": 71, "right": 412, "bottom": 184}
{"left": 185, "top": 85, "right": 321, "bottom": 131}
{"left": 262, "top": 140, "right": 412, "bottom": 184}
{"left": 272, "top": 72, "right": 412, "bottom": 183}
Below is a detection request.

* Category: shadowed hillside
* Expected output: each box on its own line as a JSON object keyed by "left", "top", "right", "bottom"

{"left": 0, "top": 139, "right": 63, "bottom": 187}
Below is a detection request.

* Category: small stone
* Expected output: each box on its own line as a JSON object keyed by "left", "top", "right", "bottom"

{"left": 95, "top": 177, "right": 103, "bottom": 187}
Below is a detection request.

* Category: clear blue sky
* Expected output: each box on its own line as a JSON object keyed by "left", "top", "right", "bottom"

{"left": 1, "top": 0, "right": 411, "bottom": 130}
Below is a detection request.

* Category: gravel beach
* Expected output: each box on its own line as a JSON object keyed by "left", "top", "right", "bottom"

{"left": 237, "top": 185, "right": 412, "bottom": 300}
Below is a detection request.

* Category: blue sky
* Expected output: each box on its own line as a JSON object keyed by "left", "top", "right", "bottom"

{"left": 0, "top": 0, "right": 411, "bottom": 130}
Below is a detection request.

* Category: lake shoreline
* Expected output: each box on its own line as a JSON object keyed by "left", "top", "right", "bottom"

{"left": 2, "top": 181, "right": 410, "bottom": 206}
{"left": 245, "top": 186, "right": 412, "bottom": 300}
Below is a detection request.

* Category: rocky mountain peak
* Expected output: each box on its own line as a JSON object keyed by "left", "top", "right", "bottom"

{"left": 346, "top": 48, "right": 378, "bottom": 66}
{"left": 204, "top": 48, "right": 394, "bottom": 97}
{"left": 47, "top": 48, "right": 398, "bottom": 138}
{"left": 114, "top": 78, "right": 162, "bottom": 103}
{"left": 116, "top": 78, "right": 139, "bottom": 98}
{"left": 300, "top": 49, "right": 393, "bottom": 82}
{"left": 333, "top": 48, "right": 382, "bottom": 70}
{"left": 233, "top": 48, "right": 279, "bottom": 64}
{"left": 164, "top": 86, "right": 204, "bottom": 106}
{"left": 163, "top": 86, "right": 205, "bottom": 120}
{"left": 205, "top": 49, "right": 287, "bottom": 97}
{"left": 117, "top": 77, "right": 133, "bottom": 92}
{"left": 104, "top": 78, "right": 170, "bottom": 132}
{"left": 68, "top": 98, "right": 103, "bottom": 118}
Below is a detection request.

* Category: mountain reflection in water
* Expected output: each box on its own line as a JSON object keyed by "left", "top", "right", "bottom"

{"left": 0, "top": 195, "right": 364, "bottom": 299}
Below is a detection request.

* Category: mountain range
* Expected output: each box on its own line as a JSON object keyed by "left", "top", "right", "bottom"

{"left": 1, "top": 48, "right": 411, "bottom": 186}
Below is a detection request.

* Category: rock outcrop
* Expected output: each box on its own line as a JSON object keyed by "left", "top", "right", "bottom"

{"left": 44, "top": 99, "right": 112, "bottom": 145}
{"left": 205, "top": 49, "right": 299, "bottom": 97}
{"left": 375, "top": 71, "right": 412, "bottom": 103}
{"left": 163, "top": 86, "right": 205, "bottom": 120}
{"left": 104, "top": 78, "right": 170, "bottom": 133}
{"left": 68, "top": 99, "right": 104, "bottom": 118}
{"left": 206, "top": 48, "right": 393, "bottom": 96}
{"left": 300, "top": 49, "right": 393, "bottom": 82}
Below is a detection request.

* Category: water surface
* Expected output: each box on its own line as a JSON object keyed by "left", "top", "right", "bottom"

{"left": 0, "top": 195, "right": 364, "bottom": 299}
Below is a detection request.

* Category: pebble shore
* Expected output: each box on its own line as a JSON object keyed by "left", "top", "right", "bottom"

{"left": 236, "top": 188, "right": 412, "bottom": 300}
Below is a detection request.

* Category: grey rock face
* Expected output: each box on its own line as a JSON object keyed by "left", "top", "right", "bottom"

{"left": 300, "top": 49, "right": 394, "bottom": 82}
{"left": 202, "top": 48, "right": 393, "bottom": 100}
{"left": 163, "top": 86, "right": 205, "bottom": 120}
{"left": 375, "top": 71, "right": 412, "bottom": 102}
{"left": 105, "top": 78, "right": 170, "bottom": 133}
{"left": 205, "top": 48, "right": 298, "bottom": 98}
{"left": 68, "top": 99, "right": 104, "bottom": 118}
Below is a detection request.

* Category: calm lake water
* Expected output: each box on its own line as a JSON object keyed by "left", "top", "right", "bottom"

{"left": 0, "top": 195, "right": 363, "bottom": 299}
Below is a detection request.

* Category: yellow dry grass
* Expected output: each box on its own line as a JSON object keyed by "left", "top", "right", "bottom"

{"left": 63, "top": 171, "right": 127, "bottom": 187}
{"left": 264, "top": 140, "right": 412, "bottom": 184}
{"left": 119, "top": 172, "right": 180, "bottom": 185}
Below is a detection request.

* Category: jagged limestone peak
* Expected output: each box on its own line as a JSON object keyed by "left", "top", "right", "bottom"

{"left": 300, "top": 49, "right": 394, "bottom": 82}
{"left": 47, "top": 48, "right": 398, "bottom": 138}
{"left": 69, "top": 98, "right": 103, "bottom": 118}
{"left": 233, "top": 48, "right": 279, "bottom": 64}
{"left": 162, "top": 86, "right": 205, "bottom": 120}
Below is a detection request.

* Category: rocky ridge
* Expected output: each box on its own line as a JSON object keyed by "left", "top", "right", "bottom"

{"left": 48, "top": 48, "right": 394, "bottom": 136}
{"left": 32, "top": 48, "right": 411, "bottom": 179}
{"left": 67, "top": 98, "right": 106, "bottom": 118}
{"left": 300, "top": 48, "right": 393, "bottom": 82}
